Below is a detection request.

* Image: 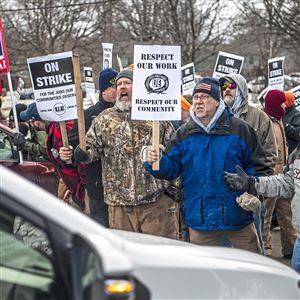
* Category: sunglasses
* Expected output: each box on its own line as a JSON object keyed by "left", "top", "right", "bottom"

{"left": 222, "top": 82, "right": 237, "bottom": 91}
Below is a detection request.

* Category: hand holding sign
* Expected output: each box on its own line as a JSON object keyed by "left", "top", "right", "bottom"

{"left": 132, "top": 45, "right": 181, "bottom": 171}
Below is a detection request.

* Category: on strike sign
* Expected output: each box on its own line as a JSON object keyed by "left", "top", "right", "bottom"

{"left": 289, "top": 85, "right": 300, "bottom": 111}
{"left": 268, "top": 56, "right": 285, "bottom": 91}
{"left": 27, "top": 52, "right": 77, "bottom": 121}
{"left": 132, "top": 45, "right": 181, "bottom": 121}
{"left": 213, "top": 51, "right": 244, "bottom": 78}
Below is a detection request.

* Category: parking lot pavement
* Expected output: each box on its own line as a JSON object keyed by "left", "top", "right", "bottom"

{"left": 271, "top": 227, "right": 292, "bottom": 268}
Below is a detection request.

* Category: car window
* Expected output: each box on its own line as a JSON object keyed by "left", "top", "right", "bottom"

{"left": 0, "top": 208, "right": 55, "bottom": 300}
{"left": 0, "top": 131, "right": 14, "bottom": 160}
{"left": 72, "top": 235, "right": 106, "bottom": 300}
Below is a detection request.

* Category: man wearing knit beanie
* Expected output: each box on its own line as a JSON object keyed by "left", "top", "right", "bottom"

{"left": 73, "top": 67, "right": 179, "bottom": 239}
{"left": 263, "top": 89, "right": 297, "bottom": 258}
{"left": 220, "top": 74, "right": 276, "bottom": 254}
{"left": 282, "top": 91, "right": 300, "bottom": 154}
{"left": 144, "top": 76, "right": 271, "bottom": 253}
{"left": 59, "top": 67, "right": 118, "bottom": 226}
{"left": 98, "top": 68, "right": 118, "bottom": 102}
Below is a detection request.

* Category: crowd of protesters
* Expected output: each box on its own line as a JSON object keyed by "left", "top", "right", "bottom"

{"left": 2, "top": 65, "right": 299, "bottom": 273}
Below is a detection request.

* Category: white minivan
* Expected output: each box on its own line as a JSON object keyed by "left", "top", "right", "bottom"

{"left": 0, "top": 165, "right": 299, "bottom": 300}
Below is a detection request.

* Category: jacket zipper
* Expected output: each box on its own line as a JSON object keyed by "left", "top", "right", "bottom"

{"left": 200, "top": 200, "right": 204, "bottom": 223}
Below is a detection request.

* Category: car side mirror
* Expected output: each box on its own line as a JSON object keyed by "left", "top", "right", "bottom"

{"left": 70, "top": 234, "right": 136, "bottom": 300}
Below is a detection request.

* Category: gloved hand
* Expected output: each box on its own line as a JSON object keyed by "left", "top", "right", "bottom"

{"left": 285, "top": 123, "right": 300, "bottom": 140}
{"left": 223, "top": 165, "right": 257, "bottom": 195}
{"left": 74, "top": 145, "right": 89, "bottom": 163}
{"left": 236, "top": 192, "right": 261, "bottom": 212}
{"left": 12, "top": 132, "right": 26, "bottom": 150}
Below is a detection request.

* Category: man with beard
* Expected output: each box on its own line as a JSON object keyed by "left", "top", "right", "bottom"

{"left": 59, "top": 68, "right": 118, "bottom": 226}
{"left": 74, "top": 68, "right": 179, "bottom": 239}
{"left": 219, "top": 74, "right": 276, "bottom": 254}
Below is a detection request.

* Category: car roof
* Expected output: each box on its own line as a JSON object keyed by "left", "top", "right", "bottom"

{"left": 0, "top": 165, "right": 120, "bottom": 241}
{"left": 0, "top": 165, "right": 134, "bottom": 274}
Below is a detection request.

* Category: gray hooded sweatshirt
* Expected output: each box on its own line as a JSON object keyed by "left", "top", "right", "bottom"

{"left": 221, "top": 74, "right": 277, "bottom": 172}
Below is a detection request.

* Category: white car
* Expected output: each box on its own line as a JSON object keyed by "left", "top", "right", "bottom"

{"left": 1, "top": 165, "right": 300, "bottom": 300}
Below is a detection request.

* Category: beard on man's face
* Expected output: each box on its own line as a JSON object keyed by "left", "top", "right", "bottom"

{"left": 115, "top": 98, "right": 132, "bottom": 111}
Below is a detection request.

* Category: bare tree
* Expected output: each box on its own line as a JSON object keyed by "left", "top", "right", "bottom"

{"left": 232, "top": 0, "right": 297, "bottom": 77}
{"left": 0, "top": 0, "right": 117, "bottom": 73}
{"left": 115, "top": 0, "right": 224, "bottom": 67}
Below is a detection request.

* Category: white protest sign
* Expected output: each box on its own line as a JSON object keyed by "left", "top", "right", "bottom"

{"left": 83, "top": 66, "right": 96, "bottom": 106}
{"left": 84, "top": 67, "right": 95, "bottom": 93}
{"left": 213, "top": 51, "right": 244, "bottom": 79}
{"left": 27, "top": 51, "right": 77, "bottom": 121}
{"left": 102, "top": 43, "right": 113, "bottom": 70}
{"left": 181, "top": 62, "right": 195, "bottom": 95}
{"left": 14, "top": 77, "right": 24, "bottom": 101}
{"left": 268, "top": 57, "right": 285, "bottom": 91}
{"left": 289, "top": 85, "right": 300, "bottom": 111}
{"left": 132, "top": 45, "right": 181, "bottom": 121}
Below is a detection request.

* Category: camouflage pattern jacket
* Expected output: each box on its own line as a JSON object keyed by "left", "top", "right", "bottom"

{"left": 24, "top": 130, "right": 47, "bottom": 158}
{"left": 85, "top": 106, "right": 174, "bottom": 206}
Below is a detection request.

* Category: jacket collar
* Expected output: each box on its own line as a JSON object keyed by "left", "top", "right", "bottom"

{"left": 186, "top": 107, "right": 232, "bottom": 135}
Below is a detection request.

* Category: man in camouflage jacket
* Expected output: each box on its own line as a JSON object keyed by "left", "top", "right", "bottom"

{"left": 75, "top": 69, "right": 179, "bottom": 239}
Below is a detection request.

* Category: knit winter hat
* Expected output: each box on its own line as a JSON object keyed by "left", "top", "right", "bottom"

{"left": 192, "top": 77, "right": 221, "bottom": 101}
{"left": 20, "top": 102, "right": 42, "bottom": 121}
{"left": 181, "top": 95, "right": 192, "bottom": 111}
{"left": 98, "top": 68, "right": 118, "bottom": 93}
{"left": 264, "top": 89, "right": 286, "bottom": 120}
{"left": 116, "top": 68, "right": 133, "bottom": 83}
{"left": 284, "top": 91, "right": 295, "bottom": 108}
{"left": 9, "top": 103, "right": 27, "bottom": 122}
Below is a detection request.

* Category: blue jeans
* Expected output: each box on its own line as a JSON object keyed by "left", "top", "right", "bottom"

{"left": 292, "top": 237, "right": 300, "bottom": 273}
{"left": 253, "top": 204, "right": 266, "bottom": 255}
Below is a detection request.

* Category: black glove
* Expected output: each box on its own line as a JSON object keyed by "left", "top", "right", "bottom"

{"left": 223, "top": 165, "right": 257, "bottom": 195}
{"left": 12, "top": 132, "right": 26, "bottom": 150}
{"left": 74, "top": 145, "right": 89, "bottom": 163}
{"left": 285, "top": 123, "right": 300, "bottom": 141}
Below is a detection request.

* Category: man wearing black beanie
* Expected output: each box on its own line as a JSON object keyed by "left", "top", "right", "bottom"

{"left": 59, "top": 68, "right": 118, "bottom": 226}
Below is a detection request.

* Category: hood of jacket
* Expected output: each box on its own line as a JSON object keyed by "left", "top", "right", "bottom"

{"left": 220, "top": 74, "right": 249, "bottom": 117}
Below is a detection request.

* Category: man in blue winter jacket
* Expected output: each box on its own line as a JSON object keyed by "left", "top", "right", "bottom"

{"left": 144, "top": 77, "right": 271, "bottom": 253}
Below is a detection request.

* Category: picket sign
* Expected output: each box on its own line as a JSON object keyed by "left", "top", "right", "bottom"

{"left": 0, "top": 19, "right": 23, "bottom": 163}
{"left": 73, "top": 55, "right": 86, "bottom": 151}
{"left": 57, "top": 55, "right": 85, "bottom": 164}
{"left": 132, "top": 45, "right": 181, "bottom": 171}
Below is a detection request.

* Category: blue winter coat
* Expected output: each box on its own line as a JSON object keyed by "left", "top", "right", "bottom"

{"left": 145, "top": 109, "right": 271, "bottom": 231}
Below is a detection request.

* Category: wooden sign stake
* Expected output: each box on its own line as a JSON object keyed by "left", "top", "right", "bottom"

{"left": 59, "top": 121, "right": 72, "bottom": 164}
{"left": 152, "top": 120, "right": 160, "bottom": 170}
{"left": 73, "top": 55, "right": 86, "bottom": 151}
